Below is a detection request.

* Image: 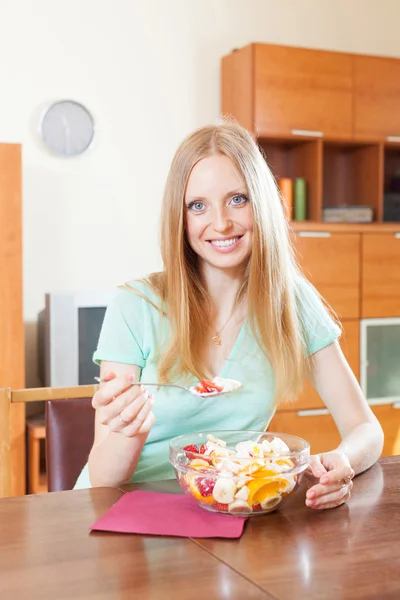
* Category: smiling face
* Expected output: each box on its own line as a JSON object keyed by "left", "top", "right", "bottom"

{"left": 184, "top": 154, "right": 253, "bottom": 273}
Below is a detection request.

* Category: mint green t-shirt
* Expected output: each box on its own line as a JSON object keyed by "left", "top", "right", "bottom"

{"left": 74, "top": 276, "right": 340, "bottom": 488}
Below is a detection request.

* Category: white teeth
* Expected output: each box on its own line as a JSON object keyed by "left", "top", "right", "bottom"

{"left": 210, "top": 237, "right": 239, "bottom": 247}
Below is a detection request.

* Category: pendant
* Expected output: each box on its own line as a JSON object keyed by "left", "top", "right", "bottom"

{"left": 212, "top": 333, "right": 221, "bottom": 346}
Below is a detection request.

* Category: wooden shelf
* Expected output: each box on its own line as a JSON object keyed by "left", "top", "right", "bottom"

{"left": 323, "top": 142, "right": 382, "bottom": 219}
{"left": 259, "top": 138, "right": 321, "bottom": 221}
{"left": 290, "top": 221, "right": 400, "bottom": 233}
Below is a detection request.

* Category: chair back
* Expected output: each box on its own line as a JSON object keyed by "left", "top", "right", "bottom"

{"left": 46, "top": 397, "right": 95, "bottom": 492}
{"left": 0, "top": 385, "right": 97, "bottom": 498}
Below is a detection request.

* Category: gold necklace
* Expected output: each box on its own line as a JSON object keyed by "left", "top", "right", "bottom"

{"left": 211, "top": 309, "right": 237, "bottom": 346}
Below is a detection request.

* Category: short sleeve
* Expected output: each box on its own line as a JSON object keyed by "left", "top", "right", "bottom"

{"left": 295, "top": 276, "right": 341, "bottom": 356}
{"left": 93, "top": 287, "right": 146, "bottom": 367}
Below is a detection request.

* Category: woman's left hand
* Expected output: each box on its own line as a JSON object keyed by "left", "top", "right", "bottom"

{"left": 305, "top": 450, "right": 355, "bottom": 510}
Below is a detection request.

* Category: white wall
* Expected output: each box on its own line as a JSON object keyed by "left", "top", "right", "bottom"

{"left": 0, "top": 0, "right": 399, "bottom": 385}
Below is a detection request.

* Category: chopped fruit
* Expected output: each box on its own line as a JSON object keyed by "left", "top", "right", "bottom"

{"left": 212, "top": 478, "right": 237, "bottom": 504}
{"left": 189, "top": 459, "right": 211, "bottom": 470}
{"left": 251, "top": 468, "right": 277, "bottom": 479}
{"left": 199, "top": 444, "right": 207, "bottom": 454}
{"left": 228, "top": 500, "right": 253, "bottom": 514}
{"left": 247, "top": 478, "right": 291, "bottom": 506}
{"left": 253, "top": 503, "right": 262, "bottom": 511}
{"left": 213, "top": 502, "right": 229, "bottom": 511}
{"left": 183, "top": 444, "right": 199, "bottom": 457}
{"left": 187, "top": 475, "right": 214, "bottom": 505}
{"left": 194, "top": 379, "right": 223, "bottom": 394}
{"left": 260, "top": 494, "right": 282, "bottom": 510}
{"left": 197, "top": 478, "right": 215, "bottom": 497}
{"left": 207, "top": 434, "right": 227, "bottom": 447}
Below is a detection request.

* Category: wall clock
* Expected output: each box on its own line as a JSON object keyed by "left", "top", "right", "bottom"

{"left": 39, "top": 100, "right": 95, "bottom": 157}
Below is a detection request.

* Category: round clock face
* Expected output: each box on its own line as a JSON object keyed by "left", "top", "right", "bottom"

{"left": 40, "top": 100, "right": 94, "bottom": 157}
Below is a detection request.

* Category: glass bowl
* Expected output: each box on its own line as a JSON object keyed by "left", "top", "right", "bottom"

{"left": 169, "top": 430, "right": 310, "bottom": 516}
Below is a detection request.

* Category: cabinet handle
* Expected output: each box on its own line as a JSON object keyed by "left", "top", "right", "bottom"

{"left": 386, "top": 136, "right": 400, "bottom": 143}
{"left": 291, "top": 129, "right": 323, "bottom": 138}
{"left": 394, "top": 233, "right": 400, "bottom": 239}
{"left": 297, "top": 409, "right": 330, "bottom": 417}
{"left": 298, "top": 232, "right": 331, "bottom": 238}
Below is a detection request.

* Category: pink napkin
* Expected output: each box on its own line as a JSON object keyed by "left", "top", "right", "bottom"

{"left": 90, "top": 491, "right": 247, "bottom": 538}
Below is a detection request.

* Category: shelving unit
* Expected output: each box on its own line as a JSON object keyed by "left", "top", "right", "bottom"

{"left": 222, "top": 42, "right": 400, "bottom": 456}
{"left": 222, "top": 42, "right": 400, "bottom": 225}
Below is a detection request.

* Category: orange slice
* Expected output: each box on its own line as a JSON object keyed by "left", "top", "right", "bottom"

{"left": 247, "top": 477, "right": 294, "bottom": 505}
{"left": 186, "top": 475, "right": 214, "bottom": 505}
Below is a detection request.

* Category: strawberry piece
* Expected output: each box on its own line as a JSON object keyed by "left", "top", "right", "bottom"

{"left": 183, "top": 444, "right": 199, "bottom": 457}
{"left": 213, "top": 502, "right": 229, "bottom": 512}
{"left": 199, "top": 444, "right": 207, "bottom": 454}
{"left": 196, "top": 478, "right": 215, "bottom": 497}
{"left": 194, "top": 379, "right": 223, "bottom": 394}
{"left": 201, "top": 379, "right": 223, "bottom": 393}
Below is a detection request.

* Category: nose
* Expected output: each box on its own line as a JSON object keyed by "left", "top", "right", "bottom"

{"left": 212, "top": 207, "right": 232, "bottom": 233}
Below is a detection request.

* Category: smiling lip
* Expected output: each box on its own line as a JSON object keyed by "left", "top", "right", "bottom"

{"left": 207, "top": 235, "right": 243, "bottom": 253}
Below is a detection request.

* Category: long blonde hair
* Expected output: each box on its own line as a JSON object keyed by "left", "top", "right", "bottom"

{"left": 136, "top": 121, "right": 315, "bottom": 404}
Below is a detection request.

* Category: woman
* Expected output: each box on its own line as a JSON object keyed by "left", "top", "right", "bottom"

{"left": 75, "top": 121, "right": 383, "bottom": 510}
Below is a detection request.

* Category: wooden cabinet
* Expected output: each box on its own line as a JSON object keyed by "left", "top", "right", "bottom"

{"left": 295, "top": 320, "right": 360, "bottom": 410}
{"left": 268, "top": 409, "right": 341, "bottom": 455}
{"left": 253, "top": 44, "right": 353, "bottom": 139}
{"left": 362, "top": 233, "right": 400, "bottom": 317}
{"left": 0, "top": 144, "right": 25, "bottom": 496}
{"left": 222, "top": 43, "right": 353, "bottom": 140}
{"left": 354, "top": 55, "right": 400, "bottom": 140}
{"left": 293, "top": 232, "right": 360, "bottom": 319}
{"left": 371, "top": 404, "right": 400, "bottom": 456}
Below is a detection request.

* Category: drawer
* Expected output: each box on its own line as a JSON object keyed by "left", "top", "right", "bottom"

{"left": 268, "top": 409, "right": 341, "bottom": 454}
{"left": 293, "top": 320, "right": 360, "bottom": 410}
{"left": 362, "top": 233, "right": 400, "bottom": 318}
{"left": 371, "top": 403, "right": 400, "bottom": 456}
{"left": 293, "top": 232, "right": 360, "bottom": 319}
{"left": 269, "top": 403, "right": 400, "bottom": 457}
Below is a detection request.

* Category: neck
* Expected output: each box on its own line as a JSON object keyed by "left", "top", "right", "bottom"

{"left": 200, "top": 261, "right": 247, "bottom": 320}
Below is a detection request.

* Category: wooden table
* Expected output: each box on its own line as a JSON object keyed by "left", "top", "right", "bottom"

{"left": 0, "top": 457, "right": 399, "bottom": 599}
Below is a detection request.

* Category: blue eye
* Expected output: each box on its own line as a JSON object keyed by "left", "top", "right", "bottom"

{"left": 230, "top": 194, "right": 248, "bottom": 206}
{"left": 187, "top": 201, "right": 206, "bottom": 212}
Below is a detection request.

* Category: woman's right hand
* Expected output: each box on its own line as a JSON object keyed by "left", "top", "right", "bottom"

{"left": 92, "top": 372, "right": 155, "bottom": 437}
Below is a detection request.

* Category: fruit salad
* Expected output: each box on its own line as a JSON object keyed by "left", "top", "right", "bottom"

{"left": 177, "top": 433, "right": 304, "bottom": 515}
{"left": 190, "top": 377, "right": 242, "bottom": 397}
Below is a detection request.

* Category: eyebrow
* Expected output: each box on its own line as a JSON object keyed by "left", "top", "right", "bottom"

{"left": 185, "top": 188, "right": 248, "bottom": 202}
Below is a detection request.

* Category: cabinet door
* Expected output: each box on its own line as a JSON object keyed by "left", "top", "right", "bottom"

{"left": 268, "top": 410, "right": 341, "bottom": 455}
{"left": 294, "top": 320, "right": 360, "bottom": 410}
{"left": 354, "top": 55, "right": 400, "bottom": 140}
{"left": 254, "top": 44, "right": 353, "bottom": 139}
{"left": 293, "top": 232, "right": 360, "bottom": 319}
{"left": 362, "top": 233, "right": 400, "bottom": 318}
{"left": 371, "top": 404, "right": 400, "bottom": 456}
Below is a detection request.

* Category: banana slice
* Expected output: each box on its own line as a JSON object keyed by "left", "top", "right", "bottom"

{"left": 260, "top": 494, "right": 282, "bottom": 510}
{"left": 228, "top": 500, "right": 253, "bottom": 514}
{"left": 212, "top": 478, "right": 237, "bottom": 504}
{"left": 207, "top": 434, "right": 227, "bottom": 447}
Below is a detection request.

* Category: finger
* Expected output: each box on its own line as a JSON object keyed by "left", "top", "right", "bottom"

{"left": 99, "top": 384, "right": 147, "bottom": 424}
{"left": 307, "top": 455, "right": 328, "bottom": 479}
{"left": 122, "top": 399, "right": 155, "bottom": 437}
{"left": 319, "top": 465, "right": 354, "bottom": 486}
{"left": 306, "top": 482, "right": 342, "bottom": 500}
{"left": 107, "top": 392, "right": 149, "bottom": 432}
{"left": 307, "top": 490, "right": 351, "bottom": 510}
{"left": 137, "top": 411, "right": 156, "bottom": 434}
{"left": 306, "top": 480, "right": 353, "bottom": 507}
{"left": 93, "top": 373, "right": 136, "bottom": 408}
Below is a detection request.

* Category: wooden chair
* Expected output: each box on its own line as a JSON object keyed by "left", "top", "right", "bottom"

{"left": 0, "top": 385, "right": 97, "bottom": 498}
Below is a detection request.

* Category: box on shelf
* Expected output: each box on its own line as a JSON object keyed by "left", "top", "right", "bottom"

{"left": 322, "top": 205, "right": 373, "bottom": 223}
